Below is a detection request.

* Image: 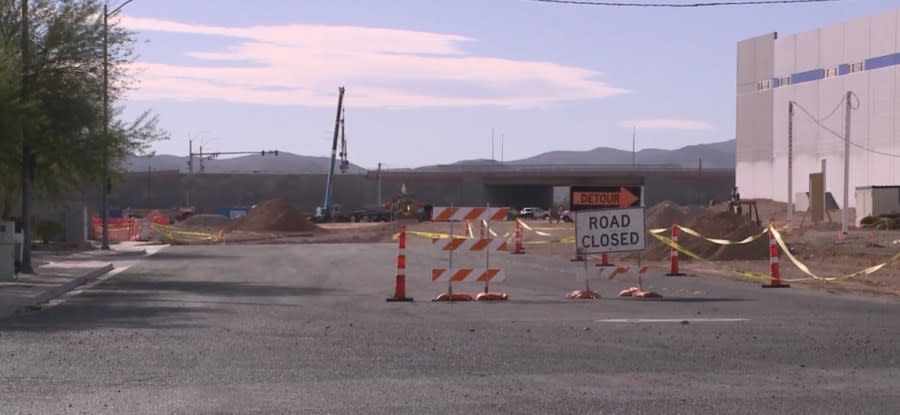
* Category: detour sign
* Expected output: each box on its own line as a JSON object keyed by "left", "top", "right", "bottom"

{"left": 574, "top": 207, "right": 646, "bottom": 254}
{"left": 569, "top": 186, "right": 642, "bottom": 210}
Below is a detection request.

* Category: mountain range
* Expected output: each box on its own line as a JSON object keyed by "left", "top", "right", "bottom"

{"left": 125, "top": 139, "right": 736, "bottom": 174}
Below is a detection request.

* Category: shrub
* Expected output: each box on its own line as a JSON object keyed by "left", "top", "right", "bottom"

{"left": 35, "top": 219, "right": 64, "bottom": 243}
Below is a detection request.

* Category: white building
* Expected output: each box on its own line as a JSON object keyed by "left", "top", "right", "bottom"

{"left": 736, "top": 8, "right": 900, "bottom": 210}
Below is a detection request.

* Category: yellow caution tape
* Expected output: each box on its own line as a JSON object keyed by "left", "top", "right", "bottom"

{"left": 677, "top": 226, "right": 769, "bottom": 246}
{"left": 769, "top": 224, "right": 900, "bottom": 282}
{"left": 481, "top": 220, "right": 499, "bottom": 237}
{"left": 525, "top": 236, "right": 576, "bottom": 245}
{"left": 149, "top": 223, "right": 222, "bottom": 243}
{"left": 652, "top": 227, "right": 900, "bottom": 283}
{"left": 651, "top": 233, "right": 773, "bottom": 282}
{"left": 517, "top": 219, "right": 552, "bottom": 237}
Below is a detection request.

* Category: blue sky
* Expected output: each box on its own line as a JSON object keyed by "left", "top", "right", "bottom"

{"left": 118, "top": 0, "right": 897, "bottom": 169}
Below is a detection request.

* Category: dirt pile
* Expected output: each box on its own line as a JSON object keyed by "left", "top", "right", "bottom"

{"left": 645, "top": 200, "right": 710, "bottom": 229}
{"left": 231, "top": 198, "right": 322, "bottom": 233}
{"left": 642, "top": 203, "right": 769, "bottom": 261}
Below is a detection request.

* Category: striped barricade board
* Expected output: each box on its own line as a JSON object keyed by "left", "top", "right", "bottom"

{"left": 432, "top": 237, "right": 508, "bottom": 252}
{"left": 432, "top": 268, "right": 505, "bottom": 283}
{"left": 432, "top": 207, "right": 509, "bottom": 222}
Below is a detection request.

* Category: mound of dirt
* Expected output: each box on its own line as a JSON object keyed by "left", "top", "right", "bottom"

{"left": 684, "top": 212, "right": 769, "bottom": 261}
{"left": 642, "top": 208, "right": 769, "bottom": 261}
{"left": 232, "top": 198, "right": 322, "bottom": 233}
{"left": 646, "top": 200, "right": 710, "bottom": 230}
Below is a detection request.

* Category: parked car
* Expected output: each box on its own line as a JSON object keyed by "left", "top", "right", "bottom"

{"left": 561, "top": 210, "right": 575, "bottom": 223}
{"left": 518, "top": 207, "right": 549, "bottom": 220}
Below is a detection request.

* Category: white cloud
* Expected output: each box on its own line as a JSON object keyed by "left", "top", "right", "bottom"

{"left": 120, "top": 16, "right": 628, "bottom": 108}
{"left": 620, "top": 119, "right": 713, "bottom": 131}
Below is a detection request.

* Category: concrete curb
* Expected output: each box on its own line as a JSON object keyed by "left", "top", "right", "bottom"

{"left": 27, "top": 263, "right": 115, "bottom": 311}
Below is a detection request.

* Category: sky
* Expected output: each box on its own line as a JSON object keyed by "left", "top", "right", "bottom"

{"left": 117, "top": 0, "right": 898, "bottom": 169}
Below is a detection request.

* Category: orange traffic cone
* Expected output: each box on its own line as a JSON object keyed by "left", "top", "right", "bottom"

{"left": 387, "top": 226, "right": 414, "bottom": 301}
{"left": 665, "top": 224, "right": 686, "bottom": 276}
{"left": 762, "top": 222, "right": 790, "bottom": 288}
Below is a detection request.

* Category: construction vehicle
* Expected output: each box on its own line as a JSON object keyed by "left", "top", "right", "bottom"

{"left": 312, "top": 87, "right": 350, "bottom": 223}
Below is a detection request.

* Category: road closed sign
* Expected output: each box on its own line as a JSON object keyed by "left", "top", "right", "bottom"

{"left": 575, "top": 207, "right": 646, "bottom": 254}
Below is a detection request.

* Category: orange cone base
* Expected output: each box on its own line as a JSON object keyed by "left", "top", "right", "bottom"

{"left": 512, "top": 250, "right": 526, "bottom": 255}
{"left": 566, "top": 290, "right": 601, "bottom": 299}
{"left": 762, "top": 283, "right": 791, "bottom": 288}
{"left": 618, "top": 287, "right": 640, "bottom": 297}
{"left": 665, "top": 272, "right": 687, "bottom": 276}
{"left": 475, "top": 292, "right": 509, "bottom": 301}
{"left": 432, "top": 292, "right": 475, "bottom": 302}
{"left": 386, "top": 296, "right": 414, "bottom": 302}
{"left": 634, "top": 290, "right": 663, "bottom": 298}
{"left": 618, "top": 287, "right": 663, "bottom": 298}
{"left": 596, "top": 263, "right": 616, "bottom": 267}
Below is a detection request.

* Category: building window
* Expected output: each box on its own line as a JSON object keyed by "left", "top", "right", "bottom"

{"left": 825, "top": 66, "right": 839, "bottom": 78}
{"left": 756, "top": 79, "right": 771, "bottom": 91}
{"left": 850, "top": 62, "right": 864, "bottom": 73}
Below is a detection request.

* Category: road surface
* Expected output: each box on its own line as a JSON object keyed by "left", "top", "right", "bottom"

{"left": 1, "top": 243, "right": 899, "bottom": 414}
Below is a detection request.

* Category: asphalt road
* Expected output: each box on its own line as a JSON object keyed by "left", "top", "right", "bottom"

{"left": 1, "top": 242, "right": 899, "bottom": 414}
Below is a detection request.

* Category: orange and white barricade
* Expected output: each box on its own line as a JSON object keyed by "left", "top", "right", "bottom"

{"left": 430, "top": 206, "right": 511, "bottom": 301}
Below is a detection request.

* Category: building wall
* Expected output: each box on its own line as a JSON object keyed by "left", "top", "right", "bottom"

{"left": 737, "top": 8, "right": 900, "bottom": 208}
{"left": 94, "top": 170, "right": 734, "bottom": 216}
{"left": 736, "top": 33, "right": 776, "bottom": 200}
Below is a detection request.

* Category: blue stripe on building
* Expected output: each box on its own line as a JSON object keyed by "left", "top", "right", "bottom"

{"left": 838, "top": 64, "right": 850, "bottom": 76}
{"left": 791, "top": 69, "right": 825, "bottom": 85}
{"left": 865, "top": 52, "right": 900, "bottom": 71}
{"left": 772, "top": 51, "right": 900, "bottom": 89}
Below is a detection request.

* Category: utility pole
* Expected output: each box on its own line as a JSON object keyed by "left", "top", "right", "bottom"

{"left": 376, "top": 163, "right": 382, "bottom": 207}
{"left": 842, "top": 91, "right": 852, "bottom": 235}
{"left": 187, "top": 139, "right": 194, "bottom": 174}
{"left": 20, "top": 0, "right": 34, "bottom": 272}
{"left": 100, "top": 2, "right": 110, "bottom": 249}
{"left": 787, "top": 101, "right": 794, "bottom": 232}
{"left": 491, "top": 128, "right": 495, "bottom": 161}
{"left": 100, "top": 0, "right": 134, "bottom": 250}
{"left": 632, "top": 126, "right": 636, "bottom": 168}
{"left": 501, "top": 134, "right": 504, "bottom": 166}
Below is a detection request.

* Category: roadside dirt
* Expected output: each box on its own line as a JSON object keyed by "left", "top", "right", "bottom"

{"left": 162, "top": 198, "right": 900, "bottom": 298}
{"left": 399, "top": 201, "right": 900, "bottom": 298}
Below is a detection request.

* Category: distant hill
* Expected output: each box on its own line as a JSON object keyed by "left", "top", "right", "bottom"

{"left": 507, "top": 139, "right": 735, "bottom": 168}
{"left": 123, "top": 152, "right": 366, "bottom": 174}
{"left": 126, "top": 139, "right": 736, "bottom": 173}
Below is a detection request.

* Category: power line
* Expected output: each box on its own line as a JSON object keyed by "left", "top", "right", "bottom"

{"left": 792, "top": 96, "right": 900, "bottom": 158}
{"left": 527, "top": 0, "right": 838, "bottom": 7}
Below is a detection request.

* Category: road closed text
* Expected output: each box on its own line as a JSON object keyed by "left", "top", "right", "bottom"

{"left": 574, "top": 207, "right": 646, "bottom": 254}
{"left": 581, "top": 231, "right": 641, "bottom": 249}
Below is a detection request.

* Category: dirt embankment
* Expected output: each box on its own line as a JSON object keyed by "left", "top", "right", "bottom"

{"left": 227, "top": 198, "right": 323, "bottom": 233}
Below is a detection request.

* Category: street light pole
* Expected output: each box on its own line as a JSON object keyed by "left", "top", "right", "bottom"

{"left": 101, "top": 3, "right": 109, "bottom": 249}
{"left": 100, "top": 0, "right": 133, "bottom": 250}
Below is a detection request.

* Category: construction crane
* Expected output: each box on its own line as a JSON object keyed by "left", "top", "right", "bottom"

{"left": 317, "top": 87, "right": 346, "bottom": 222}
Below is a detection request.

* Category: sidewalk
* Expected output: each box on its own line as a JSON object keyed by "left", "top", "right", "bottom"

{"left": 0, "top": 242, "right": 152, "bottom": 319}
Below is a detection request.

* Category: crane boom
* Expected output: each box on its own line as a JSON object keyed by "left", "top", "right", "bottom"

{"left": 322, "top": 87, "right": 345, "bottom": 220}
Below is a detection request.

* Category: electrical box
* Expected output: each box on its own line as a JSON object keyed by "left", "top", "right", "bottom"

{"left": 856, "top": 186, "right": 900, "bottom": 226}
